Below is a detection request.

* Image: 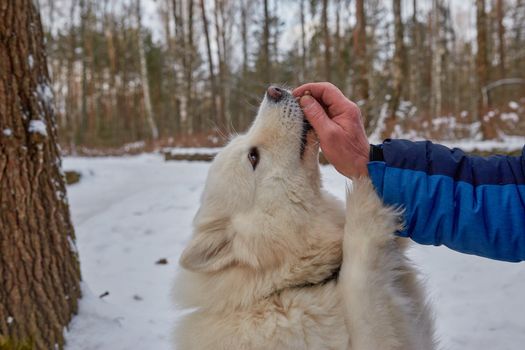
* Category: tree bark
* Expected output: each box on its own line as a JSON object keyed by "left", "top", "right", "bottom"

{"left": 496, "top": 0, "right": 506, "bottom": 78}
{"left": 476, "top": 0, "right": 495, "bottom": 138}
{"left": 173, "top": 0, "right": 188, "bottom": 135}
{"left": 66, "top": 0, "right": 79, "bottom": 154}
{"left": 0, "top": 1, "right": 81, "bottom": 349}
{"left": 476, "top": 0, "right": 489, "bottom": 99}
{"left": 200, "top": 0, "right": 219, "bottom": 126}
{"left": 214, "top": 0, "right": 229, "bottom": 130}
{"left": 185, "top": 0, "right": 195, "bottom": 134}
{"left": 136, "top": 0, "right": 159, "bottom": 140}
{"left": 409, "top": 0, "right": 421, "bottom": 108}
{"left": 353, "top": 0, "right": 370, "bottom": 129}
{"left": 431, "top": 0, "right": 445, "bottom": 119}
{"left": 383, "top": 0, "right": 406, "bottom": 139}
{"left": 299, "top": 0, "right": 307, "bottom": 82}
{"left": 322, "top": 0, "right": 331, "bottom": 81}
{"left": 262, "top": 0, "right": 271, "bottom": 83}
{"left": 240, "top": 0, "right": 249, "bottom": 75}
{"left": 79, "top": 0, "right": 88, "bottom": 144}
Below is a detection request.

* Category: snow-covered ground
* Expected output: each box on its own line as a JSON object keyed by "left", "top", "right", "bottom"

{"left": 63, "top": 154, "right": 525, "bottom": 350}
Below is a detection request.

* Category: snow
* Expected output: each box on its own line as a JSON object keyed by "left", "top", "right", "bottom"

{"left": 63, "top": 154, "right": 525, "bottom": 350}
{"left": 7, "top": 316, "right": 13, "bottom": 324}
{"left": 28, "top": 119, "right": 47, "bottom": 136}
{"left": 28, "top": 55, "right": 34, "bottom": 69}
{"left": 2, "top": 128, "right": 12, "bottom": 136}
{"left": 163, "top": 147, "right": 223, "bottom": 156}
{"left": 164, "top": 137, "right": 525, "bottom": 163}
{"left": 509, "top": 101, "right": 519, "bottom": 110}
{"left": 501, "top": 112, "right": 519, "bottom": 123}
{"left": 441, "top": 136, "right": 525, "bottom": 152}
{"left": 36, "top": 83, "right": 54, "bottom": 105}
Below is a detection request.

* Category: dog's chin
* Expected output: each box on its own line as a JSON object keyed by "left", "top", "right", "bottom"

{"left": 300, "top": 118, "right": 316, "bottom": 157}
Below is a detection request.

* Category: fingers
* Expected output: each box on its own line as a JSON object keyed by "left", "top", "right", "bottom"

{"left": 293, "top": 82, "right": 346, "bottom": 105}
{"left": 293, "top": 82, "right": 335, "bottom": 97}
{"left": 294, "top": 82, "right": 359, "bottom": 118}
{"left": 299, "top": 95, "right": 335, "bottom": 139}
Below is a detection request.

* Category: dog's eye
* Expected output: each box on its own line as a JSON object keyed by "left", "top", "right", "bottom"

{"left": 248, "top": 147, "right": 259, "bottom": 170}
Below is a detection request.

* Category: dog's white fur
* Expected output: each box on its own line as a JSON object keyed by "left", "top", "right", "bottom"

{"left": 173, "top": 88, "right": 435, "bottom": 349}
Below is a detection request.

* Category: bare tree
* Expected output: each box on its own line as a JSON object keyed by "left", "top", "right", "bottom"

{"left": 136, "top": 0, "right": 159, "bottom": 140}
{"left": 476, "top": 0, "right": 496, "bottom": 138}
{"left": 322, "top": 0, "right": 331, "bottom": 81}
{"left": 496, "top": 0, "right": 506, "bottom": 78}
{"left": 299, "top": 0, "right": 307, "bottom": 81}
{"left": 79, "top": 0, "right": 88, "bottom": 143}
{"left": 173, "top": 0, "right": 189, "bottom": 134}
{"left": 201, "top": 0, "right": 219, "bottom": 125}
{"left": 240, "top": 0, "right": 250, "bottom": 75}
{"left": 186, "top": 0, "right": 195, "bottom": 134}
{"left": 383, "top": 0, "right": 407, "bottom": 138}
{"left": 262, "top": 0, "right": 271, "bottom": 83}
{"left": 214, "top": 0, "right": 230, "bottom": 130}
{"left": 354, "top": 0, "right": 370, "bottom": 129}
{"left": 0, "top": 1, "right": 81, "bottom": 348}
{"left": 409, "top": 0, "right": 421, "bottom": 108}
{"left": 431, "top": 0, "right": 445, "bottom": 119}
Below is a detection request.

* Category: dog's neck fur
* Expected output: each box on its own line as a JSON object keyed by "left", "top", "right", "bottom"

{"left": 267, "top": 265, "right": 341, "bottom": 299}
{"left": 175, "top": 190, "right": 345, "bottom": 313}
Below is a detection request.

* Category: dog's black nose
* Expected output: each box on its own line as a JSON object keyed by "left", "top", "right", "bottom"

{"left": 267, "top": 86, "right": 284, "bottom": 102}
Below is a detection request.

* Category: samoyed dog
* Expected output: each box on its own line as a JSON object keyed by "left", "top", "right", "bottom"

{"left": 173, "top": 86, "right": 435, "bottom": 349}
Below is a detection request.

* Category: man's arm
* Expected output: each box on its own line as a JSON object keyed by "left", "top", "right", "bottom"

{"left": 294, "top": 82, "right": 525, "bottom": 262}
{"left": 369, "top": 140, "right": 525, "bottom": 262}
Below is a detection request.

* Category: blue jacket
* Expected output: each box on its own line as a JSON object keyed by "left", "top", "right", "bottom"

{"left": 368, "top": 139, "right": 525, "bottom": 262}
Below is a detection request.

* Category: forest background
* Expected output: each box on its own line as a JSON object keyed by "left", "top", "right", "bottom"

{"left": 38, "top": 0, "right": 525, "bottom": 153}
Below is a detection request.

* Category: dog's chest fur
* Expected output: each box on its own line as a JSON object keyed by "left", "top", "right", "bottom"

{"left": 176, "top": 281, "right": 351, "bottom": 350}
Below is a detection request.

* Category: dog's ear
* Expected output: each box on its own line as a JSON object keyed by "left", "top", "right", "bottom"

{"left": 179, "top": 218, "right": 234, "bottom": 272}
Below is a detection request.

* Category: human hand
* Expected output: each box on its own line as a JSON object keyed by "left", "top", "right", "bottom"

{"left": 293, "top": 82, "right": 370, "bottom": 179}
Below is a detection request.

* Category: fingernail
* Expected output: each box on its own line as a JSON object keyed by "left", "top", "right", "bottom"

{"left": 304, "top": 90, "right": 311, "bottom": 96}
{"left": 299, "top": 95, "right": 314, "bottom": 107}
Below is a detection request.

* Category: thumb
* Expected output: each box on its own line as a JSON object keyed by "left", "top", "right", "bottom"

{"left": 299, "top": 95, "right": 333, "bottom": 138}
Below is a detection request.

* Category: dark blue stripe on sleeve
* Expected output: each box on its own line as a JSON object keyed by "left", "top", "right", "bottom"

{"left": 381, "top": 139, "right": 525, "bottom": 186}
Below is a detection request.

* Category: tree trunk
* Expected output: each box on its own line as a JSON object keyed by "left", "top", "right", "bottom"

{"left": 322, "top": 0, "right": 331, "bottom": 81}
{"left": 299, "top": 0, "right": 307, "bottom": 82}
{"left": 334, "top": 0, "right": 342, "bottom": 87}
{"left": 173, "top": 0, "right": 188, "bottom": 135}
{"left": 431, "top": 0, "right": 445, "bottom": 119}
{"left": 240, "top": 0, "right": 249, "bottom": 75}
{"left": 409, "top": 0, "right": 421, "bottom": 108}
{"left": 66, "top": 0, "right": 79, "bottom": 154}
{"left": 353, "top": 0, "right": 370, "bottom": 129}
{"left": 104, "top": 0, "right": 117, "bottom": 126}
{"left": 0, "top": 1, "right": 81, "bottom": 349}
{"left": 476, "top": 0, "right": 495, "bottom": 138}
{"left": 383, "top": 0, "right": 406, "bottom": 139}
{"left": 214, "top": 0, "right": 228, "bottom": 130}
{"left": 496, "top": 0, "right": 506, "bottom": 78}
{"left": 186, "top": 0, "right": 195, "bottom": 134}
{"left": 136, "top": 0, "right": 159, "bottom": 140}
{"left": 262, "top": 0, "right": 271, "bottom": 83}
{"left": 200, "top": 0, "right": 219, "bottom": 126}
{"left": 79, "top": 0, "right": 88, "bottom": 144}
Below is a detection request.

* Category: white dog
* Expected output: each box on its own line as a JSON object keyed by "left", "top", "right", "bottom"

{"left": 173, "top": 86, "right": 435, "bottom": 349}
